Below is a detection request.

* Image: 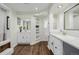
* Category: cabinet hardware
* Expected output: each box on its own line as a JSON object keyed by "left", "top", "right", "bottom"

{"left": 55, "top": 46, "right": 57, "bottom": 49}
{"left": 51, "top": 42, "right": 53, "bottom": 45}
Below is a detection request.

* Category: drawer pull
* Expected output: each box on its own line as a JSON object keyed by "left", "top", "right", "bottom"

{"left": 51, "top": 42, "right": 53, "bottom": 45}
{"left": 55, "top": 46, "right": 57, "bottom": 49}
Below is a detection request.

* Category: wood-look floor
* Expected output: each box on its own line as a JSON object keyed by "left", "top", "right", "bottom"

{"left": 13, "top": 41, "right": 54, "bottom": 55}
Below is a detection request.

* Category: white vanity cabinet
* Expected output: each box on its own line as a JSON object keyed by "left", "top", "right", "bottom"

{"left": 49, "top": 34, "right": 63, "bottom": 55}
{"left": 49, "top": 33, "right": 79, "bottom": 55}
{"left": 53, "top": 36, "right": 63, "bottom": 55}
{"left": 17, "top": 32, "right": 31, "bottom": 44}
{"left": 48, "top": 35, "right": 54, "bottom": 52}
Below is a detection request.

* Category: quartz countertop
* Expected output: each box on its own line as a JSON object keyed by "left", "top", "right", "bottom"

{"left": 50, "top": 32, "right": 79, "bottom": 49}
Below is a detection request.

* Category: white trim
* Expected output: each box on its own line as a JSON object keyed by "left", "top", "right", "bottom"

{"left": 30, "top": 39, "right": 48, "bottom": 45}
{"left": 47, "top": 45, "right": 50, "bottom": 50}
{"left": 30, "top": 40, "right": 41, "bottom": 45}
{"left": 12, "top": 43, "right": 18, "bottom": 48}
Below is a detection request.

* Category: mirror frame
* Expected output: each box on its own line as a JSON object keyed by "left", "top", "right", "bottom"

{"left": 64, "top": 3, "right": 79, "bottom": 30}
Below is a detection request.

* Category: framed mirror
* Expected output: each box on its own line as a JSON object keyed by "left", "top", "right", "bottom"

{"left": 64, "top": 4, "right": 79, "bottom": 30}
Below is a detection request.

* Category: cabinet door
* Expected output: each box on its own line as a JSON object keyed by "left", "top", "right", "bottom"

{"left": 48, "top": 35, "right": 54, "bottom": 51}
{"left": 63, "top": 42, "right": 79, "bottom": 55}
{"left": 18, "top": 33, "right": 26, "bottom": 44}
{"left": 17, "top": 32, "right": 31, "bottom": 44}
{"left": 25, "top": 32, "right": 31, "bottom": 44}
{"left": 53, "top": 37, "right": 63, "bottom": 55}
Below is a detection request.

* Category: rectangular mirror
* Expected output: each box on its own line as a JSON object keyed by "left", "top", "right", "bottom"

{"left": 64, "top": 4, "right": 79, "bottom": 30}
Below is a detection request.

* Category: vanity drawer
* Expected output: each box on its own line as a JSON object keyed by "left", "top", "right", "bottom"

{"left": 49, "top": 35, "right": 54, "bottom": 49}
{"left": 53, "top": 37, "right": 63, "bottom": 55}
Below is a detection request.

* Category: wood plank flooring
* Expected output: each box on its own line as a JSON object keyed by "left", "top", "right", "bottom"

{"left": 13, "top": 41, "right": 54, "bottom": 55}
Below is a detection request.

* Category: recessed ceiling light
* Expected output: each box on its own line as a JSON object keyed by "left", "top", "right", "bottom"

{"left": 35, "top": 7, "right": 38, "bottom": 11}
{"left": 57, "top": 5, "right": 63, "bottom": 8}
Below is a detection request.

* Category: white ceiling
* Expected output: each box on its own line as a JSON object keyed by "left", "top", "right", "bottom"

{"left": 4, "top": 3, "right": 51, "bottom": 14}
{"left": 3, "top": 3, "right": 77, "bottom": 17}
{"left": 51, "top": 3, "right": 77, "bottom": 15}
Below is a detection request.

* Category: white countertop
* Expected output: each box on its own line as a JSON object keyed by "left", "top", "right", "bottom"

{"left": 0, "top": 40, "right": 10, "bottom": 46}
{"left": 50, "top": 32, "right": 79, "bottom": 49}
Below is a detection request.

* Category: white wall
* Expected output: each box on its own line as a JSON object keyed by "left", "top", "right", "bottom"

{"left": 40, "top": 17, "right": 49, "bottom": 41}
{"left": 0, "top": 8, "right": 6, "bottom": 42}
{"left": 57, "top": 12, "right": 79, "bottom": 38}
{"left": 49, "top": 12, "right": 54, "bottom": 32}
{"left": 0, "top": 5, "right": 18, "bottom": 48}
{"left": 49, "top": 4, "right": 79, "bottom": 38}
{"left": 30, "top": 17, "right": 36, "bottom": 44}
{"left": 49, "top": 11, "right": 64, "bottom": 33}
{"left": 5, "top": 10, "right": 18, "bottom": 48}
{"left": 17, "top": 14, "right": 33, "bottom": 20}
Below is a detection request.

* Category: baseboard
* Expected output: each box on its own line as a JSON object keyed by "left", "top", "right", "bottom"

{"left": 30, "top": 39, "right": 48, "bottom": 45}
{"left": 47, "top": 45, "right": 50, "bottom": 50}
{"left": 18, "top": 44, "right": 30, "bottom": 46}
{"left": 30, "top": 40, "right": 41, "bottom": 45}
{"left": 47, "top": 45, "right": 54, "bottom": 55}
{"left": 46, "top": 45, "right": 54, "bottom": 55}
{"left": 12, "top": 43, "right": 18, "bottom": 48}
{"left": 49, "top": 49, "right": 54, "bottom": 55}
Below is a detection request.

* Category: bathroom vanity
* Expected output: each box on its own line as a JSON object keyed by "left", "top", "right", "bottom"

{"left": 48, "top": 33, "right": 79, "bottom": 55}
{"left": 48, "top": 4, "right": 79, "bottom": 55}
